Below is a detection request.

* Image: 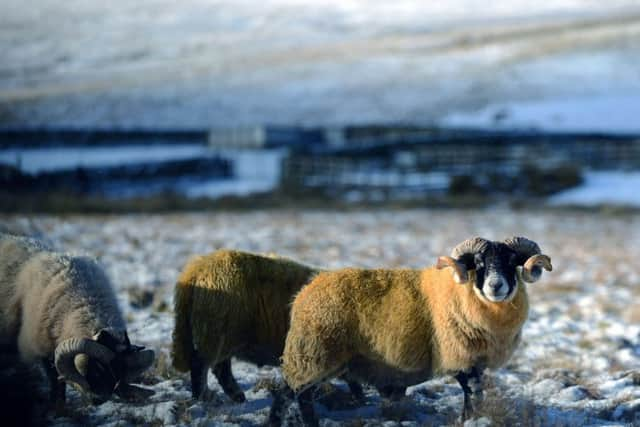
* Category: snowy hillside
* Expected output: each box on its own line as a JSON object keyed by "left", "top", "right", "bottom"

{"left": 2, "top": 1, "right": 640, "bottom": 129}
{"left": 2, "top": 210, "right": 639, "bottom": 426}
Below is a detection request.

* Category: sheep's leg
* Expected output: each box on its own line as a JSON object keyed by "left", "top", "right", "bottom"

{"left": 212, "top": 358, "right": 246, "bottom": 403}
{"left": 42, "top": 358, "right": 65, "bottom": 414}
{"left": 297, "top": 386, "right": 318, "bottom": 427}
{"left": 268, "top": 383, "right": 318, "bottom": 427}
{"left": 454, "top": 367, "right": 483, "bottom": 420}
{"left": 340, "top": 373, "right": 365, "bottom": 402}
{"left": 268, "top": 382, "right": 294, "bottom": 427}
{"left": 378, "top": 384, "right": 407, "bottom": 401}
{"left": 391, "top": 386, "right": 407, "bottom": 400}
{"left": 190, "top": 350, "right": 209, "bottom": 399}
{"left": 468, "top": 367, "right": 484, "bottom": 402}
{"left": 346, "top": 380, "right": 365, "bottom": 401}
{"left": 378, "top": 384, "right": 393, "bottom": 399}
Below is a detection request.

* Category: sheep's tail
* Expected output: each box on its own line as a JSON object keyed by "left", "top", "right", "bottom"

{"left": 171, "top": 278, "right": 195, "bottom": 372}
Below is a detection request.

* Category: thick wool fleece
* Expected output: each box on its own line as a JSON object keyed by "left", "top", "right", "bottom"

{"left": 282, "top": 267, "right": 528, "bottom": 391}
{"left": 171, "top": 250, "right": 318, "bottom": 372}
{"left": 0, "top": 234, "right": 125, "bottom": 362}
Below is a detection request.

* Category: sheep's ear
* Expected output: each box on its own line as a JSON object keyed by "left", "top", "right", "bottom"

{"left": 95, "top": 330, "right": 128, "bottom": 353}
{"left": 94, "top": 330, "right": 119, "bottom": 349}
{"left": 436, "top": 256, "right": 469, "bottom": 284}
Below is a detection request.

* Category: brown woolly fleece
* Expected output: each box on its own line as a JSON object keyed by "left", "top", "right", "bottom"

{"left": 171, "top": 250, "right": 318, "bottom": 372}
{"left": 282, "top": 267, "right": 528, "bottom": 391}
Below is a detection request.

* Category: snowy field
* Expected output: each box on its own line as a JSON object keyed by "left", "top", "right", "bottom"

{"left": 549, "top": 172, "right": 640, "bottom": 208}
{"left": 0, "top": 146, "right": 286, "bottom": 199}
{"left": 0, "top": 145, "right": 210, "bottom": 174}
{"left": 2, "top": 1, "right": 640, "bottom": 130}
{"left": 2, "top": 210, "right": 639, "bottom": 426}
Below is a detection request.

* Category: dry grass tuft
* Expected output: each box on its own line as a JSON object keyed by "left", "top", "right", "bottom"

{"left": 253, "top": 375, "right": 280, "bottom": 394}
{"left": 148, "top": 349, "right": 182, "bottom": 382}
{"left": 533, "top": 369, "right": 578, "bottom": 387}
{"left": 624, "top": 306, "right": 640, "bottom": 323}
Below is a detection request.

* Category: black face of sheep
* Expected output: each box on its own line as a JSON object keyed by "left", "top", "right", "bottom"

{"left": 85, "top": 349, "right": 154, "bottom": 402}
{"left": 55, "top": 330, "right": 155, "bottom": 402}
{"left": 86, "top": 359, "right": 117, "bottom": 400}
{"left": 85, "top": 331, "right": 124, "bottom": 399}
{"left": 469, "top": 243, "right": 520, "bottom": 302}
{"left": 446, "top": 236, "right": 553, "bottom": 303}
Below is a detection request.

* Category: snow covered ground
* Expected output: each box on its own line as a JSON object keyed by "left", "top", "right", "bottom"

{"left": 549, "top": 172, "right": 640, "bottom": 208}
{"left": 0, "top": 145, "right": 286, "bottom": 199}
{"left": 0, "top": 145, "right": 210, "bottom": 174}
{"left": 1, "top": 210, "right": 639, "bottom": 426}
{"left": 442, "top": 95, "right": 640, "bottom": 134}
{"left": 2, "top": 1, "right": 640, "bottom": 129}
{"left": 185, "top": 149, "right": 287, "bottom": 199}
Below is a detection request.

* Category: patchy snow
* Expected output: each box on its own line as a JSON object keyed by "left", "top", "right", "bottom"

{"left": 2, "top": 1, "right": 640, "bottom": 128}
{"left": 186, "top": 149, "right": 286, "bottom": 198}
{"left": 1, "top": 209, "right": 639, "bottom": 426}
{"left": 548, "top": 171, "right": 640, "bottom": 207}
{"left": 0, "top": 144, "right": 210, "bottom": 174}
{"left": 0, "top": 145, "right": 287, "bottom": 198}
{"left": 441, "top": 95, "right": 640, "bottom": 133}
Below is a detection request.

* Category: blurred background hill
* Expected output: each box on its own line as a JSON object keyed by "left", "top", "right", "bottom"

{"left": 1, "top": 0, "right": 640, "bottom": 210}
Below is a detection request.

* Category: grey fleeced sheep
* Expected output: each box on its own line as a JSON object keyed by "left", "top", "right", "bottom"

{"left": 0, "top": 233, "right": 155, "bottom": 408}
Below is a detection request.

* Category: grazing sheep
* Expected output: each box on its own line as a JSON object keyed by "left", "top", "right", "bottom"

{"left": 270, "top": 237, "right": 552, "bottom": 426}
{"left": 0, "top": 233, "right": 155, "bottom": 409}
{"left": 171, "top": 249, "right": 366, "bottom": 402}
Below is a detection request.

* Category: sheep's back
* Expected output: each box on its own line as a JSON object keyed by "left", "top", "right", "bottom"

{"left": 286, "top": 268, "right": 434, "bottom": 382}
{"left": 0, "top": 234, "right": 124, "bottom": 360}
{"left": 181, "top": 250, "right": 316, "bottom": 364}
{"left": 0, "top": 234, "right": 55, "bottom": 347}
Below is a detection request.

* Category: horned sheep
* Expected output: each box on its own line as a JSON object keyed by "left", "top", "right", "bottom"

{"left": 171, "top": 249, "right": 366, "bottom": 402}
{"left": 0, "top": 233, "right": 155, "bottom": 409}
{"left": 271, "top": 237, "right": 552, "bottom": 426}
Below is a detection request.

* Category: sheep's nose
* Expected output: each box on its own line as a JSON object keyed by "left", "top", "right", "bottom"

{"left": 486, "top": 275, "right": 505, "bottom": 292}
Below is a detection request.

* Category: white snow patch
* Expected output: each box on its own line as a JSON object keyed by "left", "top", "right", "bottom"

{"left": 548, "top": 171, "right": 640, "bottom": 207}
{"left": 0, "top": 144, "right": 210, "bottom": 173}
{"left": 442, "top": 95, "right": 640, "bottom": 134}
{"left": 186, "top": 149, "right": 286, "bottom": 198}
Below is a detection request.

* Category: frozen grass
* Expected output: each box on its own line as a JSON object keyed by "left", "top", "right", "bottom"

{"left": 1, "top": 209, "right": 639, "bottom": 426}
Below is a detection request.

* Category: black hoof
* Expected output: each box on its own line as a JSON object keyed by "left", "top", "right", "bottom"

{"left": 231, "top": 391, "right": 247, "bottom": 403}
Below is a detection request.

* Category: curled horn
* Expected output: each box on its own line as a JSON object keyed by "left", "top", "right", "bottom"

{"left": 451, "top": 237, "right": 490, "bottom": 268}
{"left": 437, "top": 237, "right": 489, "bottom": 284}
{"left": 504, "top": 236, "right": 552, "bottom": 283}
{"left": 54, "top": 338, "right": 115, "bottom": 392}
